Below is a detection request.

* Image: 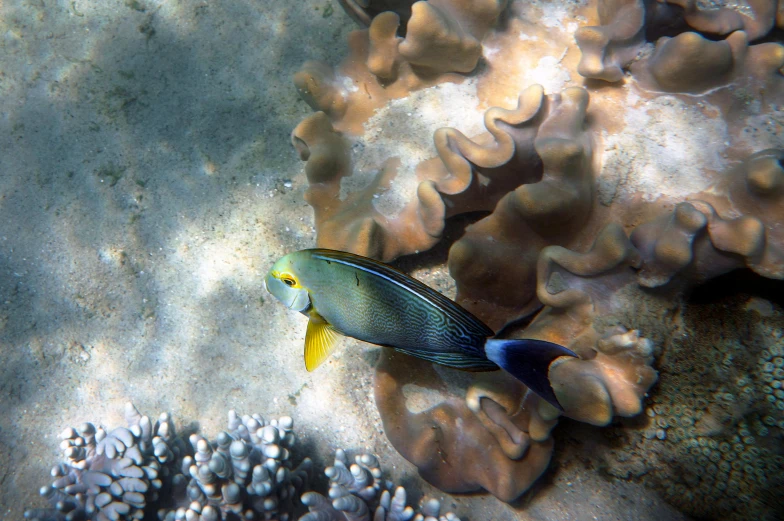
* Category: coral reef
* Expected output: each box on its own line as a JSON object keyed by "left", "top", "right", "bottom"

{"left": 577, "top": 0, "right": 784, "bottom": 86}
{"left": 25, "top": 405, "right": 462, "bottom": 521}
{"left": 287, "top": 0, "right": 784, "bottom": 515}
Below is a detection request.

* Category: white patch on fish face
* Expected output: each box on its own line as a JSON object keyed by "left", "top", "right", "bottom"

{"left": 288, "top": 288, "right": 311, "bottom": 313}
{"left": 265, "top": 272, "right": 310, "bottom": 312}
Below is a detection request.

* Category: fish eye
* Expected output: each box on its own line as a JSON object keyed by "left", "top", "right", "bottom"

{"left": 282, "top": 277, "right": 296, "bottom": 287}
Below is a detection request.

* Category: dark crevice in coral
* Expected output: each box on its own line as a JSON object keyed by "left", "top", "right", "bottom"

{"left": 643, "top": 3, "right": 739, "bottom": 43}
{"left": 757, "top": 27, "right": 784, "bottom": 46}
{"left": 494, "top": 308, "right": 539, "bottom": 338}
{"left": 686, "top": 268, "right": 784, "bottom": 308}
{"left": 339, "top": 0, "right": 415, "bottom": 34}
{"left": 644, "top": 3, "right": 690, "bottom": 41}
{"left": 493, "top": 0, "right": 516, "bottom": 34}
{"left": 393, "top": 211, "right": 490, "bottom": 274}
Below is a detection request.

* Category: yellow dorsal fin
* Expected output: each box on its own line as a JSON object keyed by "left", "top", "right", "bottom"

{"left": 304, "top": 315, "right": 339, "bottom": 371}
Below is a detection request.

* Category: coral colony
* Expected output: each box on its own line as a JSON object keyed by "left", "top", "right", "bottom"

{"left": 291, "top": 0, "right": 783, "bottom": 519}
{"left": 25, "top": 403, "right": 461, "bottom": 521}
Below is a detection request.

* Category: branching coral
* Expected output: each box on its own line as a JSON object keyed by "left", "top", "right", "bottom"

{"left": 168, "top": 411, "right": 311, "bottom": 521}
{"left": 299, "top": 449, "right": 461, "bottom": 521}
{"left": 290, "top": 0, "right": 784, "bottom": 514}
{"left": 24, "top": 403, "right": 185, "bottom": 521}
{"left": 24, "top": 404, "right": 311, "bottom": 521}
{"left": 25, "top": 406, "right": 463, "bottom": 521}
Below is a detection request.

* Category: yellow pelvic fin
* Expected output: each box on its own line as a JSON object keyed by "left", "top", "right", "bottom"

{"left": 304, "top": 315, "right": 339, "bottom": 371}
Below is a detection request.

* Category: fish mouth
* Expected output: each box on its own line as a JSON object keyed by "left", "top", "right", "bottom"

{"left": 262, "top": 278, "right": 268, "bottom": 293}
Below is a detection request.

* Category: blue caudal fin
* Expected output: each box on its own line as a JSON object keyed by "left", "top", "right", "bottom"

{"left": 484, "top": 338, "right": 577, "bottom": 411}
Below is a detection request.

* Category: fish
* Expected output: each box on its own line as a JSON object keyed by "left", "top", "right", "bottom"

{"left": 264, "top": 248, "right": 577, "bottom": 410}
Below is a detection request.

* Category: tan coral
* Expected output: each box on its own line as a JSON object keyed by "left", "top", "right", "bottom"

{"left": 664, "top": 0, "right": 777, "bottom": 41}
{"left": 338, "top": 0, "right": 418, "bottom": 26}
{"left": 398, "top": 1, "right": 482, "bottom": 74}
{"left": 631, "top": 201, "right": 768, "bottom": 286}
{"left": 291, "top": 112, "right": 351, "bottom": 185}
{"left": 374, "top": 223, "right": 658, "bottom": 501}
{"left": 646, "top": 31, "right": 741, "bottom": 93}
{"left": 374, "top": 351, "right": 554, "bottom": 502}
{"left": 631, "top": 150, "right": 784, "bottom": 286}
{"left": 292, "top": 84, "right": 595, "bottom": 267}
{"left": 367, "top": 12, "right": 404, "bottom": 81}
{"left": 575, "top": 0, "right": 646, "bottom": 82}
{"left": 293, "top": 62, "right": 351, "bottom": 120}
{"left": 549, "top": 328, "right": 657, "bottom": 426}
{"left": 430, "top": 84, "right": 546, "bottom": 204}
{"left": 366, "top": 0, "right": 508, "bottom": 78}
{"left": 779, "top": 1, "right": 784, "bottom": 29}
{"left": 291, "top": 112, "right": 445, "bottom": 259}
{"left": 511, "top": 224, "right": 656, "bottom": 428}
{"left": 447, "top": 87, "right": 594, "bottom": 329}
{"left": 577, "top": 0, "right": 783, "bottom": 85}
{"left": 290, "top": 0, "right": 516, "bottom": 261}
{"left": 464, "top": 371, "right": 551, "bottom": 458}
{"left": 742, "top": 149, "right": 784, "bottom": 197}
{"left": 299, "top": 0, "right": 508, "bottom": 132}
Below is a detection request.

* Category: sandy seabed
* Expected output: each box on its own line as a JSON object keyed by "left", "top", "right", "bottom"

{"left": 0, "top": 1, "right": 689, "bottom": 519}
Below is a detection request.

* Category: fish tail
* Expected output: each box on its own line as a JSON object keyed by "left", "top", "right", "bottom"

{"left": 484, "top": 338, "right": 577, "bottom": 411}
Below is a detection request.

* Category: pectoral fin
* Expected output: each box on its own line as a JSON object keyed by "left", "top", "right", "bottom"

{"left": 304, "top": 317, "right": 339, "bottom": 371}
